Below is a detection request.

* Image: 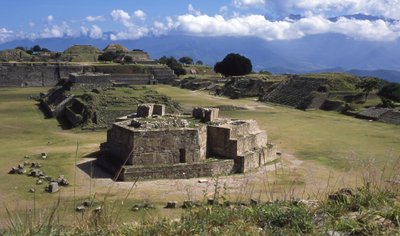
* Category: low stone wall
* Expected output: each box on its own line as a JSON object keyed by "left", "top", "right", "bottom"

{"left": 0, "top": 63, "right": 84, "bottom": 87}
{"left": 121, "top": 159, "right": 235, "bottom": 181}
{"left": 64, "top": 107, "right": 83, "bottom": 126}
{"left": 235, "top": 145, "right": 276, "bottom": 173}
{"left": 0, "top": 62, "right": 176, "bottom": 87}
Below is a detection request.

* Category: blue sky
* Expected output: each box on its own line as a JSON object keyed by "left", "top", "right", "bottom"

{"left": 0, "top": 0, "right": 399, "bottom": 43}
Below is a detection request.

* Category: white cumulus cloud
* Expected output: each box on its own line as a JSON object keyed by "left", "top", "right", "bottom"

{"left": 233, "top": 0, "right": 266, "bottom": 8}
{"left": 134, "top": 10, "right": 146, "bottom": 20}
{"left": 152, "top": 17, "right": 176, "bottom": 36}
{"left": 47, "top": 15, "right": 54, "bottom": 22}
{"left": 86, "top": 15, "right": 104, "bottom": 22}
{"left": 111, "top": 9, "right": 132, "bottom": 27}
{"left": 0, "top": 28, "right": 14, "bottom": 43}
{"left": 176, "top": 13, "right": 400, "bottom": 41}
{"left": 81, "top": 25, "right": 103, "bottom": 39}
{"left": 109, "top": 9, "right": 151, "bottom": 40}
{"left": 269, "top": 0, "right": 400, "bottom": 20}
{"left": 188, "top": 4, "right": 201, "bottom": 16}
{"left": 41, "top": 22, "right": 76, "bottom": 38}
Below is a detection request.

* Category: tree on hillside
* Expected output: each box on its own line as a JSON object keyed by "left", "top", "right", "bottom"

{"left": 158, "top": 56, "right": 186, "bottom": 76}
{"left": 356, "top": 77, "right": 383, "bottom": 101}
{"left": 214, "top": 53, "right": 252, "bottom": 77}
{"left": 179, "top": 56, "right": 193, "bottom": 65}
{"left": 196, "top": 60, "right": 203, "bottom": 65}
{"left": 15, "top": 46, "right": 26, "bottom": 51}
{"left": 378, "top": 83, "right": 400, "bottom": 103}
{"left": 32, "top": 45, "right": 42, "bottom": 52}
{"left": 124, "top": 55, "right": 133, "bottom": 63}
{"left": 98, "top": 51, "right": 116, "bottom": 63}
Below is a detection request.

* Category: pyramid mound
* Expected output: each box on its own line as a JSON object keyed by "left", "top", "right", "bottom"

{"left": 63, "top": 45, "right": 101, "bottom": 54}
{"left": 103, "top": 43, "right": 129, "bottom": 53}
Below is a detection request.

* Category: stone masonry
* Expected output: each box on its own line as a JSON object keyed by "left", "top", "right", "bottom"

{"left": 98, "top": 105, "right": 277, "bottom": 180}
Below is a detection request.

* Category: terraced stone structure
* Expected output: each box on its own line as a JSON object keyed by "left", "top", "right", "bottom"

{"left": 98, "top": 105, "right": 277, "bottom": 180}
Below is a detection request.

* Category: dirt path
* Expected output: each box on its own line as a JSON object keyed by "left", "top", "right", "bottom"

{"left": 71, "top": 151, "right": 344, "bottom": 203}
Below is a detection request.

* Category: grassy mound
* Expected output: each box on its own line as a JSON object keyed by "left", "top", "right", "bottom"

{"left": 63, "top": 45, "right": 101, "bottom": 55}
{"left": 63, "top": 86, "right": 182, "bottom": 129}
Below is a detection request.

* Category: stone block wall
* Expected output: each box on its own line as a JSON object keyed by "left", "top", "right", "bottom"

{"left": 228, "top": 120, "right": 260, "bottom": 139}
{"left": 131, "top": 126, "right": 207, "bottom": 166}
{"left": 121, "top": 159, "right": 235, "bottom": 180}
{"left": 0, "top": 62, "right": 177, "bottom": 87}
{"left": 235, "top": 132, "right": 267, "bottom": 156}
{"left": 207, "top": 126, "right": 234, "bottom": 158}
{"left": 103, "top": 124, "right": 135, "bottom": 165}
{"left": 69, "top": 73, "right": 112, "bottom": 84}
{"left": 137, "top": 104, "right": 154, "bottom": 118}
{"left": 0, "top": 63, "right": 86, "bottom": 87}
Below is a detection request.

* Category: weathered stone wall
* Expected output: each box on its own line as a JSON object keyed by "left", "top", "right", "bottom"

{"left": 69, "top": 73, "right": 111, "bottom": 84}
{"left": 207, "top": 126, "right": 236, "bottom": 158}
{"left": 0, "top": 63, "right": 176, "bottom": 87}
{"left": 103, "top": 124, "right": 208, "bottom": 166}
{"left": 235, "top": 144, "right": 277, "bottom": 173}
{"left": 0, "top": 63, "right": 84, "bottom": 87}
{"left": 207, "top": 120, "right": 267, "bottom": 159}
{"left": 228, "top": 120, "right": 260, "bottom": 139}
{"left": 131, "top": 126, "right": 207, "bottom": 166}
{"left": 122, "top": 159, "right": 235, "bottom": 180}
{"left": 236, "top": 133, "right": 267, "bottom": 156}
{"left": 104, "top": 124, "right": 135, "bottom": 165}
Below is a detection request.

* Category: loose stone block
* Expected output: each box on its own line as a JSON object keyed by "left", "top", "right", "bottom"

{"left": 137, "top": 104, "right": 154, "bottom": 118}
{"left": 165, "top": 201, "right": 178, "bottom": 208}
{"left": 46, "top": 181, "right": 59, "bottom": 193}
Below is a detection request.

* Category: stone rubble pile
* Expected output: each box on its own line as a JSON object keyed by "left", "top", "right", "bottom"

{"left": 7, "top": 154, "right": 69, "bottom": 194}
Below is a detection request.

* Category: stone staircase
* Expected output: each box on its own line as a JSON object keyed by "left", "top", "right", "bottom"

{"left": 149, "top": 67, "right": 177, "bottom": 84}
{"left": 260, "top": 77, "right": 328, "bottom": 109}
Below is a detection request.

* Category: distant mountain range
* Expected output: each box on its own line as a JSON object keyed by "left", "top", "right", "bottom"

{"left": 1, "top": 14, "right": 399, "bottom": 83}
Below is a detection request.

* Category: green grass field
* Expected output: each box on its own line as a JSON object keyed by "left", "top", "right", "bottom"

{"left": 0, "top": 85, "right": 399, "bottom": 227}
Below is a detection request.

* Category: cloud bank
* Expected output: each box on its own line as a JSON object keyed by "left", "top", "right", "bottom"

{"left": 1, "top": 2, "right": 400, "bottom": 44}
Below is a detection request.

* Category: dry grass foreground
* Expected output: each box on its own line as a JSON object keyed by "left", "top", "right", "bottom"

{"left": 0, "top": 86, "right": 399, "bottom": 229}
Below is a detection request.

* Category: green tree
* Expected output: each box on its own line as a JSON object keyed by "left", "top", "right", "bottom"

{"left": 214, "top": 53, "right": 252, "bottom": 77}
{"left": 124, "top": 55, "right": 133, "bottom": 63}
{"left": 196, "top": 60, "right": 203, "bottom": 65}
{"left": 378, "top": 83, "right": 400, "bottom": 103}
{"left": 179, "top": 56, "right": 193, "bottom": 65}
{"left": 31, "top": 45, "right": 42, "bottom": 52}
{"left": 356, "top": 77, "right": 382, "bottom": 101}
{"left": 98, "top": 51, "right": 116, "bottom": 62}
{"left": 158, "top": 56, "right": 186, "bottom": 76}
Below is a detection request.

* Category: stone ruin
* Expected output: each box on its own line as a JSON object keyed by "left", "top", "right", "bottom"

{"left": 97, "top": 104, "right": 277, "bottom": 180}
